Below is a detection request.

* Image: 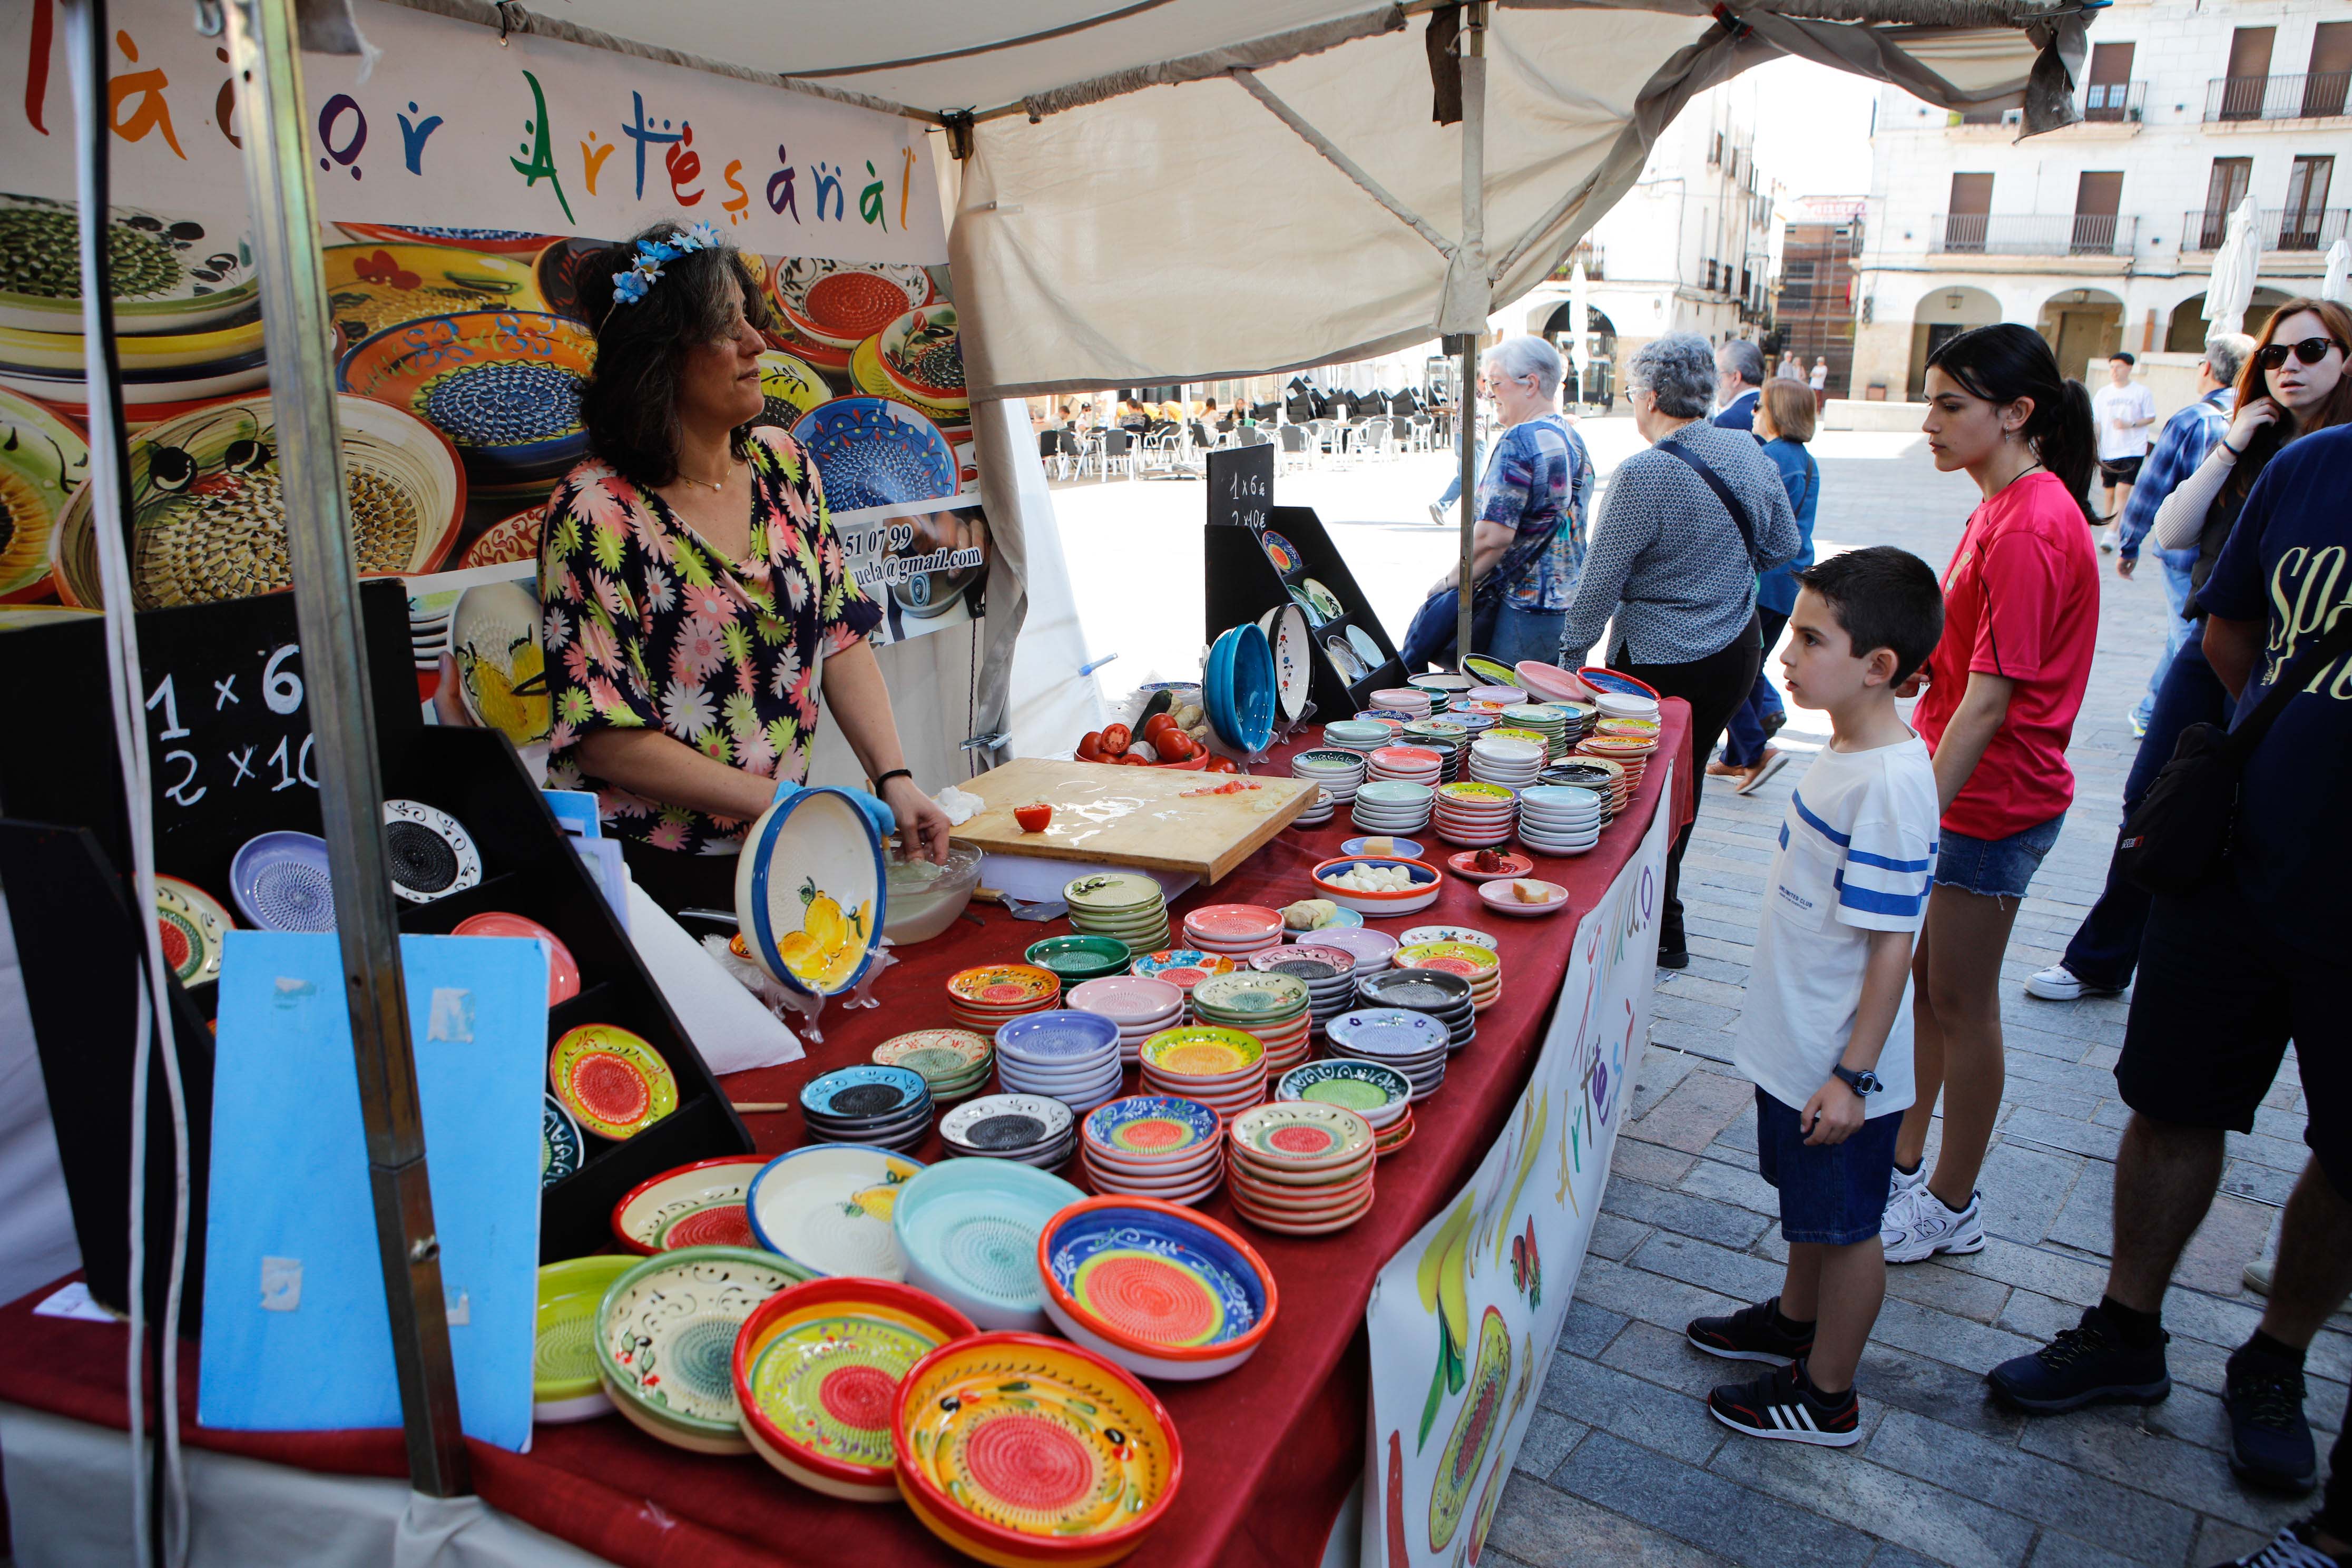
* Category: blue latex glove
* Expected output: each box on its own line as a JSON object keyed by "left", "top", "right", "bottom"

{"left": 771, "top": 778, "right": 900, "bottom": 842}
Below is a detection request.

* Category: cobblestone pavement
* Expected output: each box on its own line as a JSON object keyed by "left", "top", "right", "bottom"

{"left": 1483, "top": 434, "right": 2344, "bottom": 1568}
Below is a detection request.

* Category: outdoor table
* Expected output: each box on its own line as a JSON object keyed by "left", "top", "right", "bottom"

{"left": 0, "top": 704, "right": 1692, "bottom": 1568}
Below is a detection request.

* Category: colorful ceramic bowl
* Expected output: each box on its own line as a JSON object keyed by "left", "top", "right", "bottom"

{"left": 0, "top": 385, "right": 85, "bottom": 601}
{"left": 748, "top": 1144, "right": 926, "bottom": 1279}
{"left": 451, "top": 911, "right": 579, "bottom": 1004}
{"left": 550, "top": 1024, "right": 679, "bottom": 1141}
{"left": 534, "top": 1253, "right": 636, "bottom": 1423}
{"left": 1137, "top": 1027, "right": 1264, "bottom": 1082}
{"left": 153, "top": 875, "right": 230, "bottom": 989}
{"left": 595, "top": 1246, "right": 814, "bottom": 1452}
{"left": 768, "top": 256, "right": 935, "bottom": 349}
{"left": 893, "top": 1332, "right": 1182, "bottom": 1562}
{"left": 541, "top": 1094, "right": 584, "bottom": 1188}
{"left": 336, "top": 309, "right": 592, "bottom": 486}
{"left": 1025, "top": 934, "right": 1133, "bottom": 982}
{"left": 611, "top": 1156, "right": 769, "bottom": 1254}
{"left": 737, "top": 786, "right": 887, "bottom": 996}
{"left": 790, "top": 396, "right": 957, "bottom": 513}
{"left": 1036, "top": 1196, "right": 1278, "bottom": 1381}
{"left": 895, "top": 1159, "right": 1088, "bottom": 1332}
{"left": 1275, "top": 1061, "right": 1412, "bottom": 1124}
{"left": 0, "top": 195, "right": 257, "bottom": 333}
{"left": 733, "top": 1276, "right": 977, "bottom": 1500}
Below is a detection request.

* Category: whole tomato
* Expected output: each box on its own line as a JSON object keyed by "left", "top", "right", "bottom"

{"left": 1158, "top": 731, "right": 1194, "bottom": 761}
{"left": 1204, "top": 754, "right": 1238, "bottom": 773}
{"left": 1101, "top": 723, "right": 1132, "bottom": 754}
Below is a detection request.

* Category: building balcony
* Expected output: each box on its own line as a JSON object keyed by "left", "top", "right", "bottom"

{"left": 2179, "top": 207, "right": 2351, "bottom": 253}
{"left": 2081, "top": 80, "right": 2147, "bottom": 122}
{"left": 1929, "top": 213, "right": 2137, "bottom": 258}
{"left": 2205, "top": 72, "right": 2351, "bottom": 123}
{"left": 1547, "top": 241, "right": 1604, "bottom": 280}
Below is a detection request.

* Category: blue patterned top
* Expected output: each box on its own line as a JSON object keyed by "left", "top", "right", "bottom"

{"left": 1477, "top": 413, "right": 1592, "bottom": 612}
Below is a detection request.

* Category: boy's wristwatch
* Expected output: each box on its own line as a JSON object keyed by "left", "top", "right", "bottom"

{"left": 1831, "top": 1065, "right": 1881, "bottom": 1096}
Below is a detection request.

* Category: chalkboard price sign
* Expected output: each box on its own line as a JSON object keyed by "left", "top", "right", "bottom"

{"left": 142, "top": 640, "right": 319, "bottom": 813}
{"left": 1206, "top": 444, "right": 1273, "bottom": 532}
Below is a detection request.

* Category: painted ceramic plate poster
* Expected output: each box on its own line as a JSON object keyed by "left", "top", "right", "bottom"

{"left": 1, "top": 0, "right": 987, "bottom": 711}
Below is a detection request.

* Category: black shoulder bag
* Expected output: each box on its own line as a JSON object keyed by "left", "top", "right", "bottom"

{"left": 2115, "top": 611, "right": 2352, "bottom": 898}
{"left": 1654, "top": 439, "right": 1766, "bottom": 650}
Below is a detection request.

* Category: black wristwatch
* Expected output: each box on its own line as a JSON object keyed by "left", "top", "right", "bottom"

{"left": 1831, "top": 1065, "right": 1881, "bottom": 1097}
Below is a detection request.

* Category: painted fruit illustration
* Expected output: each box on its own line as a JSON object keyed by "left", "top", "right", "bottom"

{"left": 773, "top": 875, "right": 874, "bottom": 989}
{"left": 1416, "top": 1192, "right": 1476, "bottom": 1447}
{"left": 1429, "top": 1306, "right": 1511, "bottom": 1553}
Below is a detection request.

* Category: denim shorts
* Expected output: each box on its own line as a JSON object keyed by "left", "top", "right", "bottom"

{"left": 1933, "top": 812, "right": 2064, "bottom": 900}
{"left": 1753, "top": 1087, "right": 1902, "bottom": 1246}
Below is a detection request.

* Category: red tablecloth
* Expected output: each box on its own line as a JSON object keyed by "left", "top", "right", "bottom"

{"left": 0, "top": 704, "right": 1692, "bottom": 1568}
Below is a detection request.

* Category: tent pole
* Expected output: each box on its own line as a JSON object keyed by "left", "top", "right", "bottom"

{"left": 1452, "top": 3, "right": 1487, "bottom": 669}
{"left": 222, "top": 0, "right": 472, "bottom": 1500}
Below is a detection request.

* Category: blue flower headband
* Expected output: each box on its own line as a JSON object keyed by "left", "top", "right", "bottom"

{"left": 610, "top": 222, "right": 725, "bottom": 307}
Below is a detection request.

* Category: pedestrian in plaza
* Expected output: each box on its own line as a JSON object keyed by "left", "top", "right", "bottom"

{"left": 1714, "top": 338, "right": 1766, "bottom": 432}
{"left": 2092, "top": 350, "right": 2156, "bottom": 543}
{"left": 2023, "top": 332, "right": 2257, "bottom": 1006}
{"left": 1987, "top": 418, "right": 2352, "bottom": 1530}
{"left": 1688, "top": 547, "right": 1944, "bottom": 1448}
{"left": 1810, "top": 356, "right": 1830, "bottom": 411}
{"left": 1408, "top": 336, "right": 1594, "bottom": 667}
{"left": 1879, "top": 323, "right": 2100, "bottom": 1263}
{"left": 1554, "top": 332, "right": 1800, "bottom": 969}
{"left": 1710, "top": 377, "right": 1821, "bottom": 794}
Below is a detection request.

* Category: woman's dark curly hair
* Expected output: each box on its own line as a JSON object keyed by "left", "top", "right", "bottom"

{"left": 576, "top": 222, "right": 775, "bottom": 489}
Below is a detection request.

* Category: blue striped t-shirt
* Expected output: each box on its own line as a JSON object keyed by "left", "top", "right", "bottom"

{"left": 1734, "top": 734, "right": 1939, "bottom": 1118}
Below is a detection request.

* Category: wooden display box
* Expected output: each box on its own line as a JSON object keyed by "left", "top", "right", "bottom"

{"left": 1203, "top": 474, "right": 1406, "bottom": 722}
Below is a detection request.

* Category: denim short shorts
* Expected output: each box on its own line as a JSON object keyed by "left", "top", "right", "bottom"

{"left": 1753, "top": 1086, "right": 1902, "bottom": 1246}
{"left": 1933, "top": 812, "right": 2064, "bottom": 900}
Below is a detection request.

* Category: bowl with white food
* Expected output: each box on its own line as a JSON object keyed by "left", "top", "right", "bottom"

{"left": 1309, "top": 856, "right": 1445, "bottom": 917}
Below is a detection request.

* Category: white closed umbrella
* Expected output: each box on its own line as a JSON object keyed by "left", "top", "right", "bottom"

{"left": 1568, "top": 261, "right": 1591, "bottom": 406}
{"left": 2324, "top": 239, "right": 2352, "bottom": 307}
{"left": 2205, "top": 196, "right": 2262, "bottom": 337}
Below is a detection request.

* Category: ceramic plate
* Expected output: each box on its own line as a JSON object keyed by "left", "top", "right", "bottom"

{"left": 1478, "top": 879, "right": 1572, "bottom": 916}
{"left": 533, "top": 1254, "right": 635, "bottom": 1421}
{"left": 1260, "top": 529, "right": 1300, "bottom": 574}
{"left": 1139, "top": 1027, "right": 1263, "bottom": 1078}
{"left": 336, "top": 309, "right": 590, "bottom": 486}
{"left": 1326, "top": 1007, "right": 1452, "bottom": 1057}
{"left": 452, "top": 911, "right": 580, "bottom": 1005}
{"left": 229, "top": 830, "right": 336, "bottom": 932}
{"left": 737, "top": 787, "right": 886, "bottom": 997}
{"left": 1041, "top": 1197, "right": 1275, "bottom": 1358}
{"left": 802, "top": 1064, "right": 932, "bottom": 1124}
{"left": 1270, "top": 603, "right": 1312, "bottom": 721}
{"left": 1345, "top": 625, "right": 1384, "bottom": 669}
{"left": 611, "top": 1156, "right": 768, "bottom": 1253}
{"left": 541, "top": 1093, "right": 584, "bottom": 1188}
{"left": 894, "top": 1160, "right": 1085, "bottom": 1332}
{"left": 550, "top": 1024, "right": 679, "bottom": 1141}
{"left": 790, "top": 397, "right": 956, "bottom": 512}
{"left": 1325, "top": 634, "right": 1367, "bottom": 682}
{"left": 1300, "top": 578, "right": 1344, "bottom": 621}
{"left": 381, "top": 799, "right": 482, "bottom": 904}
{"left": 321, "top": 242, "right": 545, "bottom": 341}
{"left": 595, "top": 1246, "right": 814, "bottom": 1451}
{"left": 748, "top": 1144, "right": 926, "bottom": 1279}
{"left": 942, "top": 1094, "right": 1076, "bottom": 1151}
{"left": 1063, "top": 873, "right": 1163, "bottom": 913}
{"left": 875, "top": 1028, "right": 992, "bottom": 1081}
{"left": 1277, "top": 1060, "right": 1410, "bottom": 1115}
{"left": 0, "top": 385, "right": 85, "bottom": 599}
{"left": 767, "top": 256, "right": 935, "bottom": 350}
{"left": 0, "top": 195, "right": 257, "bottom": 332}
{"left": 1229, "top": 1102, "right": 1376, "bottom": 1170}
{"left": 1083, "top": 1096, "right": 1221, "bottom": 1160}
{"left": 947, "top": 964, "right": 1061, "bottom": 1007}
{"left": 153, "top": 875, "right": 230, "bottom": 988}
{"left": 448, "top": 580, "right": 550, "bottom": 748}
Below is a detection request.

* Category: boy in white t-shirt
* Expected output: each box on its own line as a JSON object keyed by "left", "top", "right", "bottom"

{"left": 1686, "top": 546, "right": 1945, "bottom": 1447}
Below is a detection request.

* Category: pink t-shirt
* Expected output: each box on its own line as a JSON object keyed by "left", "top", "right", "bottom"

{"left": 1913, "top": 469, "right": 2101, "bottom": 840}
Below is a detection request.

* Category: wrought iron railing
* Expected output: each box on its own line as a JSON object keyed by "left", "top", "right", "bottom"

{"left": 2206, "top": 72, "right": 2352, "bottom": 121}
{"left": 2179, "top": 207, "right": 2351, "bottom": 252}
{"left": 1929, "top": 212, "right": 2138, "bottom": 257}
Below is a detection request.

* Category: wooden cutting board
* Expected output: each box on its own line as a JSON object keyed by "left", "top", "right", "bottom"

{"left": 950, "top": 758, "right": 1317, "bottom": 884}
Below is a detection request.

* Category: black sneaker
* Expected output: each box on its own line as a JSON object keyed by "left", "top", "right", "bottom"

{"left": 1985, "top": 1305, "right": 2171, "bottom": 1412}
{"left": 1707, "top": 1360, "right": 1860, "bottom": 1447}
{"left": 2207, "top": 1520, "right": 2341, "bottom": 1567}
{"left": 2226, "top": 1354, "right": 2318, "bottom": 1494}
{"left": 1761, "top": 709, "right": 1788, "bottom": 740}
{"left": 1688, "top": 1297, "right": 1815, "bottom": 1366}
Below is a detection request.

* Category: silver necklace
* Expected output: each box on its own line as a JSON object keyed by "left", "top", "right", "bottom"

{"left": 678, "top": 460, "right": 739, "bottom": 494}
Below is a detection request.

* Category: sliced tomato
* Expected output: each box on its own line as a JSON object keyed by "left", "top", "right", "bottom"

{"left": 1014, "top": 802, "right": 1053, "bottom": 832}
{"left": 1101, "top": 723, "right": 1131, "bottom": 754}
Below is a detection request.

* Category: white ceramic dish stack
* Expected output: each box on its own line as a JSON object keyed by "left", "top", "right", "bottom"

{"left": 1304, "top": 926, "right": 1399, "bottom": 977}
{"left": 939, "top": 1093, "right": 1079, "bottom": 1168}
{"left": 1067, "top": 974, "right": 1187, "bottom": 1065}
{"left": 1324, "top": 1007, "right": 1452, "bottom": 1101}
{"left": 1516, "top": 783, "right": 1603, "bottom": 856}
{"left": 1467, "top": 734, "right": 1545, "bottom": 792}
{"left": 1366, "top": 687, "right": 1433, "bottom": 722}
{"left": 1292, "top": 748, "right": 1369, "bottom": 820}
{"left": 1349, "top": 779, "right": 1434, "bottom": 837}
{"left": 993, "top": 1010, "right": 1127, "bottom": 1115}
{"left": 1181, "top": 903, "right": 1286, "bottom": 958}
{"left": 1250, "top": 943, "right": 1359, "bottom": 1038}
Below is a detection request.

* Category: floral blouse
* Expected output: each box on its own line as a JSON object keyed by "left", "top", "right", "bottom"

{"left": 1477, "top": 413, "right": 1592, "bottom": 612}
{"left": 540, "top": 427, "right": 881, "bottom": 855}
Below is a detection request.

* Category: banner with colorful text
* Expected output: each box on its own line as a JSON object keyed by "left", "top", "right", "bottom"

{"left": 0, "top": 0, "right": 984, "bottom": 757}
{"left": 1363, "top": 776, "right": 1670, "bottom": 1566}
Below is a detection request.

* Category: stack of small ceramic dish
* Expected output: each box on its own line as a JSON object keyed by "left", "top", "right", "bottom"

{"left": 1067, "top": 974, "right": 1185, "bottom": 1064}
{"left": 892, "top": 1332, "right": 1183, "bottom": 1564}
{"left": 1367, "top": 687, "right": 1433, "bottom": 721}
{"left": 1251, "top": 942, "right": 1359, "bottom": 1037}
{"left": 1277, "top": 1059, "right": 1415, "bottom": 1156}
{"left": 595, "top": 1245, "right": 816, "bottom": 1452}
{"left": 1409, "top": 672, "right": 1476, "bottom": 710}
{"left": 801, "top": 1065, "right": 936, "bottom": 1152}
{"left": 1356, "top": 708, "right": 1415, "bottom": 728}
{"left": 874, "top": 1027, "right": 996, "bottom": 1105}
{"left": 1576, "top": 730, "right": 1657, "bottom": 801}
{"left": 1517, "top": 782, "right": 1603, "bottom": 856}
{"left": 1325, "top": 1006, "right": 1451, "bottom": 1100}
{"left": 611, "top": 1155, "right": 770, "bottom": 1252}
{"left": 1350, "top": 779, "right": 1433, "bottom": 836}
{"left": 1080, "top": 1094, "right": 1226, "bottom": 1204}
{"left": 1499, "top": 703, "right": 1571, "bottom": 761}
{"left": 1139, "top": 1025, "right": 1268, "bottom": 1119}
{"left": 1310, "top": 854, "right": 1444, "bottom": 917}
{"left": 1341, "top": 834, "right": 1424, "bottom": 860}
{"left": 1320, "top": 718, "right": 1393, "bottom": 757}
{"left": 1594, "top": 716, "right": 1662, "bottom": 747}
{"left": 939, "top": 1093, "right": 1078, "bottom": 1168}
{"left": 1358, "top": 967, "right": 1478, "bottom": 1051}
{"left": 1542, "top": 758, "right": 1625, "bottom": 819}
{"left": 1547, "top": 701, "right": 1599, "bottom": 747}
{"left": 1130, "top": 948, "right": 1237, "bottom": 1011}
{"left": 945, "top": 963, "right": 1061, "bottom": 1032}
{"left": 1181, "top": 902, "right": 1286, "bottom": 958}
{"left": 748, "top": 1144, "right": 927, "bottom": 1278}
{"left": 1226, "top": 1102, "right": 1377, "bottom": 1235}
{"left": 1291, "top": 785, "right": 1338, "bottom": 829}
{"left": 1292, "top": 746, "right": 1369, "bottom": 812}
{"left": 1596, "top": 688, "right": 1663, "bottom": 725}
{"left": 1190, "top": 969, "right": 1312, "bottom": 1075}
{"left": 1433, "top": 780, "right": 1518, "bottom": 848}
{"left": 1468, "top": 734, "right": 1545, "bottom": 791}
{"left": 1024, "top": 933, "right": 1132, "bottom": 985}
{"left": 1466, "top": 683, "right": 1527, "bottom": 706}
{"left": 1064, "top": 871, "right": 1173, "bottom": 955}
{"left": 1308, "top": 925, "right": 1399, "bottom": 977}
{"left": 1399, "top": 722, "right": 1467, "bottom": 782}
{"left": 1398, "top": 922, "right": 1500, "bottom": 949}
{"left": 892, "top": 1158, "right": 1085, "bottom": 1332}
{"left": 994, "top": 1009, "right": 1126, "bottom": 1114}
{"left": 1479, "top": 877, "right": 1572, "bottom": 917}
{"left": 1038, "top": 1195, "right": 1277, "bottom": 1379}
{"left": 1366, "top": 744, "right": 1444, "bottom": 790}
{"left": 1393, "top": 940, "right": 1503, "bottom": 1013}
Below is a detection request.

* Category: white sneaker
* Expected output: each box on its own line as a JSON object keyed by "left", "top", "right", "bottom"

{"left": 1428, "top": 502, "right": 1449, "bottom": 527}
{"left": 2024, "top": 964, "right": 2121, "bottom": 1002}
{"left": 1887, "top": 1161, "right": 1927, "bottom": 1208}
{"left": 1883, "top": 1188, "right": 1986, "bottom": 1263}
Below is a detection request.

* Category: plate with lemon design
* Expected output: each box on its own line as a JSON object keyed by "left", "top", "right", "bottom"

{"left": 736, "top": 786, "right": 886, "bottom": 997}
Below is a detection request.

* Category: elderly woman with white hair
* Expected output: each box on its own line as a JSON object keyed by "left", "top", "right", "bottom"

{"left": 1415, "top": 334, "right": 1594, "bottom": 665}
{"left": 1554, "top": 331, "right": 1801, "bottom": 967}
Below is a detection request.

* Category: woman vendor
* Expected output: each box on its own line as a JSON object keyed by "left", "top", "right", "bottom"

{"left": 540, "top": 221, "right": 953, "bottom": 914}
